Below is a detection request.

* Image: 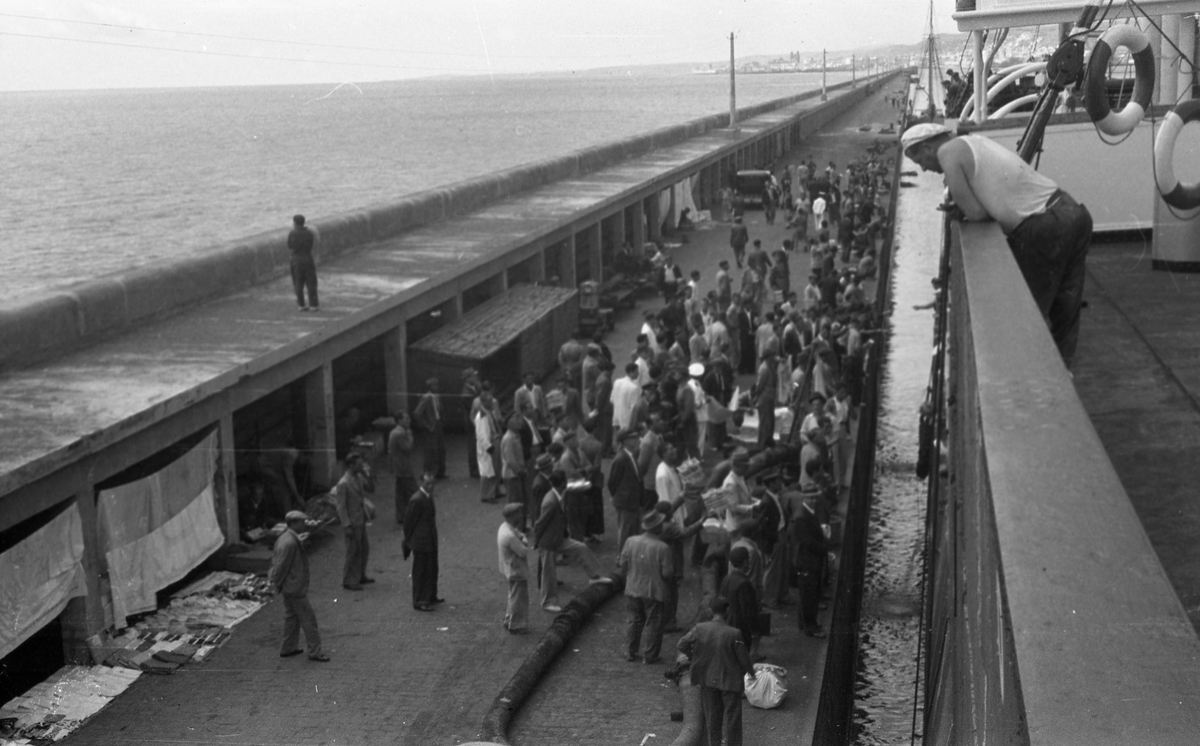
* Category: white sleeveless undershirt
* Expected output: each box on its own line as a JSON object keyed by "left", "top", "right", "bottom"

{"left": 960, "top": 135, "right": 1058, "bottom": 234}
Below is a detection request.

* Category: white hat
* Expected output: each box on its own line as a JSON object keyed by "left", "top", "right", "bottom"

{"left": 688, "top": 362, "right": 705, "bottom": 377}
{"left": 900, "top": 123, "right": 951, "bottom": 151}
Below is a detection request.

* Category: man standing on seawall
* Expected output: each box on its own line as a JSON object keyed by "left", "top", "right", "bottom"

{"left": 677, "top": 597, "right": 754, "bottom": 746}
{"left": 288, "top": 214, "right": 319, "bottom": 312}
{"left": 901, "top": 123, "right": 1093, "bottom": 367}
{"left": 269, "top": 511, "right": 329, "bottom": 661}
{"left": 335, "top": 452, "right": 375, "bottom": 591}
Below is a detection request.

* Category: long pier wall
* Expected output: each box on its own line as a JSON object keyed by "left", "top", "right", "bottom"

{"left": 2, "top": 76, "right": 874, "bottom": 371}
{"left": 925, "top": 218, "right": 1200, "bottom": 743}
{"left": 0, "top": 72, "right": 906, "bottom": 663}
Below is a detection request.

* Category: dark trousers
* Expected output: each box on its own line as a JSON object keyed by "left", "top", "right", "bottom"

{"left": 342, "top": 524, "right": 368, "bottom": 587}
{"left": 757, "top": 401, "right": 775, "bottom": 449}
{"left": 626, "top": 596, "right": 664, "bottom": 661}
{"left": 615, "top": 508, "right": 640, "bottom": 554}
{"left": 412, "top": 549, "right": 439, "bottom": 606}
{"left": 290, "top": 260, "right": 318, "bottom": 308}
{"left": 423, "top": 424, "right": 446, "bottom": 477}
{"left": 280, "top": 593, "right": 322, "bottom": 656}
{"left": 700, "top": 686, "right": 744, "bottom": 746}
{"left": 394, "top": 475, "right": 417, "bottom": 527}
{"left": 797, "top": 557, "right": 823, "bottom": 629}
{"left": 1006, "top": 191, "right": 1092, "bottom": 368}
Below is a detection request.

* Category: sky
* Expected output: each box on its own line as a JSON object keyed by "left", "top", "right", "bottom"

{"left": 0, "top": 0, "right": 959, "bottom": 91}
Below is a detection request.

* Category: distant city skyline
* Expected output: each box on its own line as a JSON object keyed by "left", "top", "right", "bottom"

{"left": 0, "top": 0, "right": 959, "bottom": 91}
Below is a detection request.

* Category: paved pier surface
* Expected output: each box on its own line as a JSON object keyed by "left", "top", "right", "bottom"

{"left": 60, "top": 84, "right": 904, "bottom": 745}
{"left": 1075, "top": 240, "right": 1200, "bottom": 632}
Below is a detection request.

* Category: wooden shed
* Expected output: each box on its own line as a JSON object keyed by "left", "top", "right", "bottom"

{"left": 408, "top": 284, "right": 579, "bottom": 427}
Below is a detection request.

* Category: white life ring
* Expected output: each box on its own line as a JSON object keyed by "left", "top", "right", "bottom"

{"left": 1084, "top": 24, "right": 1155, "bottom": 136}
{"left": 1154, "top": 100, "right": 1200, "bottom": 210}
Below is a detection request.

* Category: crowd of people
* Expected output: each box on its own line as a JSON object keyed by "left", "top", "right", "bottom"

{"left": 269, "top": 143, "right": 894, "bottom": 742}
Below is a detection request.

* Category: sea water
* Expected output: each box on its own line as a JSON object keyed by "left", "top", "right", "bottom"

{"left": 852, "top": 166, "right": 944, "bottom": 745}
{"left": 0, "top": 69, "right": 849, "bottom": 301}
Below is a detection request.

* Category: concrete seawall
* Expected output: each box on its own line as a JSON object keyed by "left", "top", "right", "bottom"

{"left": 0, "top": 78, "right": 877, "bottom": 370}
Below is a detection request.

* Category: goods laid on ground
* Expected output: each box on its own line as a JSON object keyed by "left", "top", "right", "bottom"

{"left": 745, "top": 663, "right": 788, "bottom": 709}
{"left": 0, "top": 665, "right": 141, "bottom": 744}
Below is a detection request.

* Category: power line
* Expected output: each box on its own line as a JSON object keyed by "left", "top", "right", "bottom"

{"left": 0, "top": 11, "right": 696, "bottom": 61}
{"left": 0, "top": 31, "right": 464, "bottom": 72}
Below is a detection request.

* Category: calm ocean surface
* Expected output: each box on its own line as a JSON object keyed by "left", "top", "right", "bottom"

{"left": 0, "top": 69, "right": 850, "bottom": 301}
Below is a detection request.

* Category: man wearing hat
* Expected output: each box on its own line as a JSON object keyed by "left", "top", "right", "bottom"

{"left": 616, "top": 509, "right": 673, "bottom": 664}
{"left": 728, "top": 214, "right": 749, "bottom": 268}
{"left": 413, "top": 377, "right": 447, "bottom": 479}
{"left": 496, "top": 503, "right": 530, "bottom": 634}
{"left": 335, "top": 452, "right": 376, "bottom": 591}
{"left": 608, "top": 426, "right": 646, "bottom": 553}
{"left": 677, "top": 362, "right": 707, "bottom": 460}
{"left": 533, "top": 469, "right": 610, "bottom": 613}
{"left": 269, "top": 511, "right": 329, "bottom": 661}
{"left": 901, "top": 121, "right": 1093, "bottom": 367}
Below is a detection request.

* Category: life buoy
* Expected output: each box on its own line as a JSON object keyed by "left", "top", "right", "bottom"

{"left": 1154, "top": 100, "right": 1200, "bottom": 210}
{"left": 1084, "top": 24, "right": 1155, "bottom": 136}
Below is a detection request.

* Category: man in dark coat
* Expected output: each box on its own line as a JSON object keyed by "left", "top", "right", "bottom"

{"left": 720, "top": 545, "right": 761, "bottom": 656}
{"left": 269, "top": 511, "right": 328, "bottom": 661}
{"left": 413, "top": 378, "right": 447, "bottom": 479}
{"left": 790, "top": 485, "right": 828, "bottom": 637}
{"left": 287, "top": 214, "right": 319, "bottom": 311}
{"left": 403, "top": 473, "right": 443, "bottom": 611}
{"left": 607, "top": 427, "right": 645, "bottom": 553}
{"left": 728, "top": 215, "right": 749, "bottom": 268}
{"left": 677, "top": 597, "right": 755, "bottom": 746}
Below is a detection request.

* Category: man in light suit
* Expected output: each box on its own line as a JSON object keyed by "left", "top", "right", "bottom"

{"left": 607, "top": 427, "right": 645, "bottom": 553}
{"left": 269, "top": 511, "right": 329, "bottom": 661}
{"left": 335, "top": 452, "right": 375, "bottom": 591}
{"left": 677, "top": 597, "right": 755, "bottom": 746}
{"left": 533, "top": 469, "right": 610, "bottom": 613}
{"left": 513, "top": 372, "right": 548, "bottom": 427}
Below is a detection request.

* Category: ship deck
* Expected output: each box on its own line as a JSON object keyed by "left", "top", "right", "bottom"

{"left": 1074, "top": 237, "right": 1200, "bottom": 632}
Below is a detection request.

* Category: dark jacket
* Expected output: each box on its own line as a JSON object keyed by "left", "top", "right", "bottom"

{"left": 533, "top": 488, "right": 568, "bottom": 550}
{"left": 720, "top": 568, "right": 760, "bottom": 647}
{"left": 404, "top": 489, "right": 438, "bottom": 553}
{"left": 607, "top": 448, "right": 643, "bottom": 512}
{"left": 790, "top": 501, "right": 827, "bottom": 569}
{"left": 677, "top": 619, "right": 753, "bottom": 692}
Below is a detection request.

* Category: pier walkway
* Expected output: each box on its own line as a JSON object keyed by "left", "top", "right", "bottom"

{"left": 38, "top": 83, "right": 907, "bottom": 745}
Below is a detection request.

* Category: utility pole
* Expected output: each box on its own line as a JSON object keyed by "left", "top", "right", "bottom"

{"left": 729, "top": 32, "right": 738, "bottom": 130}
{"left": 821, "top": 49, "right": 828, "bottom": 101}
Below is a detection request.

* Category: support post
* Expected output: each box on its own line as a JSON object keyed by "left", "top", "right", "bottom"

{"left": 306, "top": 362, "right": 338, "bottom": 489}
{"left": 631, "top": 199, "right": 646, "bottom": 252}
{"left": 61, "top": 485, "right": 105, "bottom": 663}
{"left": 1179, "top": 15, "right": 1195, "bottom": 102}
{"left": 822, "top": 49, "right": 828, "bottom": 101}
{"left": 973, "top": 30, "right": 987, "bottom": 124}
{"left": 384, "top": 321, "right": 409, "bottom": 417}
{"left": 216, "top": 413, "right": 239, "bottom": 544}
{"left": 561, "top": 234, "right": 577, "bottom": 288}
{"left": 646, "top": 193, "right": 662, "bottom": 242}
{"left": 530, "top": 249, "right": 547, "bottom": 284}
{"left": 1148, "top": 19, "right": 1163, "bottom": 105}
{"left": 729, "top": 32, "right": 737, "bottom": 129}
{"left": 587, "top": 222, "right": 602, "bottom": 283}
{"left": 1162, "top": 15, "right": 1181, "bottom": 105}
{"left": 610, "top": 211, "right": 626, "bottom": 256}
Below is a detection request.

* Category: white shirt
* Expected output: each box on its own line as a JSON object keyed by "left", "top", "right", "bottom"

{"left": 611, "top": 375, "right": 641, "bottom": 428}
{"left": 656, "top": 462, "right": 683, "bottom": 505}
{"left": 497, "top": 522, "right": 529, "bottom": 580}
